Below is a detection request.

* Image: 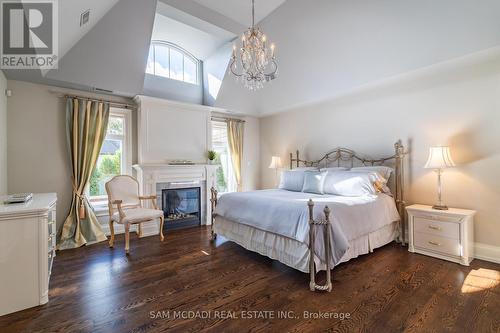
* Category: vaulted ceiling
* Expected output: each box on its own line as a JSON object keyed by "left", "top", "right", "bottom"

{"left": 193, "top": 0, "right": 286, "bottom": 26}
{"left": 215, "top": 0, "right": 500, "bottom": 115}
{"left": 3, "top": 0, "right": 500, "bottom": 116}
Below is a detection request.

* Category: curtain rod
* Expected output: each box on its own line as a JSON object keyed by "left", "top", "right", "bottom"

{"left": 211, "top": 116, "right": 246, "bottom": 123}
{"left": 60, "top": 94, "right": 137, "bottom": 110}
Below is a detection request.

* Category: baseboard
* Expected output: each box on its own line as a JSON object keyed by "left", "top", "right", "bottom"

{"left": 474, "top": 242, "right": 500, "bottom": 264}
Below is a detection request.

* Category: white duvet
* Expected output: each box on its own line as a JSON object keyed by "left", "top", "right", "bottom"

{"left": 215, "top": 189, "right": 400, "bottom": 266}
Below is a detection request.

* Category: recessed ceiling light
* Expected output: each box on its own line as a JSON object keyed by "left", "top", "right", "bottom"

{"left": 80, "top": 10, "right": 90, "bottom": 27}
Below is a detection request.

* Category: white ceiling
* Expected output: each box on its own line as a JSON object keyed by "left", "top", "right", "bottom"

{"left": 193, "top": 0, "right": 286, "bottom": 26}
{"left": 58, "top": 0, "right": 119, "bottom": 60}
{"left": 152, "top": 13, "right": 233, "bottom": 60}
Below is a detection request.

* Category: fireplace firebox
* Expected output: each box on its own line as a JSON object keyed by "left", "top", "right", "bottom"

{"left": 161, "top": 187, "right": 201, "bottom": 230}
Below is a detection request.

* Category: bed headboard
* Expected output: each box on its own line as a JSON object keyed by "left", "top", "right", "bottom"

{"left": 290, "top": 140, "right": 407, "bottom": 242}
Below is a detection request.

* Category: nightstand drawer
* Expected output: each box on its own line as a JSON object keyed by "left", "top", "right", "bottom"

{"left": 414, "top": 217, "right": 459, "bottom": 239}
{"left": 414, "top": 232, "right": 461, "bottom": 257}
{"left": 414, "top": 213, "right": 462, "bottom": 223}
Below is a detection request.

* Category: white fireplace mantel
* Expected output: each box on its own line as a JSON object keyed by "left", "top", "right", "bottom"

{"left": 133, "top": 164, "right": 218, "bottom": 237}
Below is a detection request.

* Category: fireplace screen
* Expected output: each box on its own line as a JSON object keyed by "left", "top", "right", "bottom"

{"left": 161, "top": 187, "right": 201, "bottom": 230}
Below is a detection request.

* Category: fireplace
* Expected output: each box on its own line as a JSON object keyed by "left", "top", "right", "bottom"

{"left": 161, "top": 187, "right": 201, "bottom": 230}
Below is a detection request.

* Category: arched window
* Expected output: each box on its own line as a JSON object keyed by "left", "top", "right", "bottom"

{"left": 146, "top": 41, "right": 199, "bottom": 85}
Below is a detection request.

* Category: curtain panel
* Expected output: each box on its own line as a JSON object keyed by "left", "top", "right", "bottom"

{"left": 227, "top": 119, "right": 244, "bottom": 192}
{"left": 57, "top": 98, "right": 110, "bottom": 250}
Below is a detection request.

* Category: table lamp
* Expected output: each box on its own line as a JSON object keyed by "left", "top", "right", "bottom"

{"left": 424, "top": 146, "right": 455, "bottom": 210}
{"left": 268, "top": 156, "right": 282, "bottom": 187}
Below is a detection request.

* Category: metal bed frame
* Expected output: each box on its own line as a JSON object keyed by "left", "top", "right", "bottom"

{"left": 210, "top": 140, "right": 406, "bottom": 292}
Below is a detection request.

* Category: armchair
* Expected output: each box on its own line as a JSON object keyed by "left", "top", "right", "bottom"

{"left": 105, "top": 175, "right": 164, "bottom": 254}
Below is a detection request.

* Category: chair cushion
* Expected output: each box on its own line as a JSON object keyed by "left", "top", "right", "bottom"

{"left": 112, "top": 207, "right": 164, "bottom": 224}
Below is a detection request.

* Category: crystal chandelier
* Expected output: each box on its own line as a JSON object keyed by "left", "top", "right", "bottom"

{"left": 229, "top": 0, "right": 278, "bottom": 90}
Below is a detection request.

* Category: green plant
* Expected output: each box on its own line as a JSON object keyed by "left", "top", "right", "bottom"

{"left": 88, "top": 150, "right": 122, "bottom": 196}
{"left": 207, "top": 150, "right": 217, "bottom": 161}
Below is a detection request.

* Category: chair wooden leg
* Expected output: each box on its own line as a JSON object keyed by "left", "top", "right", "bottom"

{"left": 125, "top": 223, "right": 130, "bottom": 254}
{"left": 137, "top": 223, "right": 143, "bottom": 237}
{"left": 109, "top": 221, "right": 115, "bottom": 248}
{"left": 159, "top": 216, "right": 165, "bottom": 242}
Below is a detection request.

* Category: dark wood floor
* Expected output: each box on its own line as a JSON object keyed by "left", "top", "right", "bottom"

{"left": 1, "top": 226, "right": 499, "bottom": 333}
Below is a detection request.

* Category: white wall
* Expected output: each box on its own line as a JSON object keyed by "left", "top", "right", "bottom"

{"left": 143, "top": 74, "right": 203, "bottom": 105}
{"left": 259, "top": 49, "right": 500, "bottom": 251}
{"left": 136, "top": 96, "right": 210, "bottom": 164}
{"left": 0, "top": 71, "right": 7, "bottom": 195}
{"left": 6, "top": 80, "right": 136, "bottom": 230}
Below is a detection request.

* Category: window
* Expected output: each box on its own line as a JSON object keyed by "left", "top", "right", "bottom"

{"left": 211, "top": 120, "right": 236, "bottom": 193}
{"left": 146, "top": 41, "right": 199, "bottom": 85}
{"left": 88, "top": 108, "right": 132, "bottom": 204}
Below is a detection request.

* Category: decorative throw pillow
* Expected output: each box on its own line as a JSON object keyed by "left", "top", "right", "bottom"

{"left": 302, "top": 171, "right": 326, "bottom": 194}
{"left": 279, "top": 170, "right": 306, "bottom": 192}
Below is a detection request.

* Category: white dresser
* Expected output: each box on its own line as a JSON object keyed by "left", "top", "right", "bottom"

{"left": 0, "top": 193, "right": 57, "bottom": 316}
{"left": 406, "top": 204, "right": 475, "bottom": 266}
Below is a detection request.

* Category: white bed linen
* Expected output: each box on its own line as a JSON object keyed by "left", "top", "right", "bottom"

{"left": 214, "top": 217, "right": 398, "bottom": 272}
{"left": 215, "top": 189, "right": 400, "bottom": 266}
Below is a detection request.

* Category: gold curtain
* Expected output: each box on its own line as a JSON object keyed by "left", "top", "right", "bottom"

{"left": 227, "top": 119, "right": 244, "bottom": 192}
{"left": 57, "top": 98, "right": 110, "bottom": 250}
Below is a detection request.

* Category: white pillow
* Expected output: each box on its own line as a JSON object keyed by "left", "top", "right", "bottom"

{"left": 319, "top": 167, "right": 349, "bottom": 172}
{"left": 323, "top": 171, "right": 379, "bottom": 197}
{"left": 350, "top": 166, "right": 393, "bottom": 180}
{"left": 302, "top": 171, "right": 326, "bottom": 194}
{"left": 279, "top": 170, "right": 306, "bottom": 192}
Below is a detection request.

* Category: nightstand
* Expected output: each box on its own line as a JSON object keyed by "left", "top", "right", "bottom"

{"left": 406, "top": 204, "right": 476, "bottom": 266}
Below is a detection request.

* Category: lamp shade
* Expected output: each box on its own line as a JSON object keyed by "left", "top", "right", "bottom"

{"left": 268, "top": 156, "right": 282, "bottom": 169}
{"left": 424, "top": 146, "right": 455, "bottom": 169}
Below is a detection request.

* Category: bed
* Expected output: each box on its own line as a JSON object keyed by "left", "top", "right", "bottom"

{"left": 210, "top": 141, "right": 406, "bottom": 292}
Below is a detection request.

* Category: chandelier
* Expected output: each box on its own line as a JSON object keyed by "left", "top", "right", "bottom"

{"left": 229, "top": 0, "right": 278, "bottom": 90}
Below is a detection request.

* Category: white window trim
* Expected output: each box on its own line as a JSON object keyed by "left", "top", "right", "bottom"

{"left": 111, "top": 107, "right": 133, "bottom": 176}
{"left": 88, "top": 107, "right": 133, "bottom": 209}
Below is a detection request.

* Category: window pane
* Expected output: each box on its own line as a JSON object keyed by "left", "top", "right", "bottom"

{"left": 184, "top": 57, "right": 197, "bottom": 84}
{"left": 107, "top": 116, "right": 123, "bottom": 135}
{"left": 155, "top": 45, "right": 170, "bottom": 78}
{"left": 89, "top": 140, "right": 122, "bottom": 197}
{"left": 169, "top": 47, "right": 184, "bottom": 81}
{"left": 211, "top": 121, "right": 236, "bottom": 193}
{"left": 146, "top": 45, "right": 154, "bottom": 75}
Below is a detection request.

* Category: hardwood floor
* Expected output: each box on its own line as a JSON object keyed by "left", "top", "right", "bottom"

{"left": 1, "top": 226, "right": 499, "bottom": 333}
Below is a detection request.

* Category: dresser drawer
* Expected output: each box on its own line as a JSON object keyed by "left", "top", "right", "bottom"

{"left": 414, "top": 232, "right": 461, "bottom": 257}
{"left": 414, "top": 217, "right": 459, "bottom": 240}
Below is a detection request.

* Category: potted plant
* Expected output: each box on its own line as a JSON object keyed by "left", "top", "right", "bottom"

{"left": 207, "top": 150, "right": 217, "bottom": 164}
